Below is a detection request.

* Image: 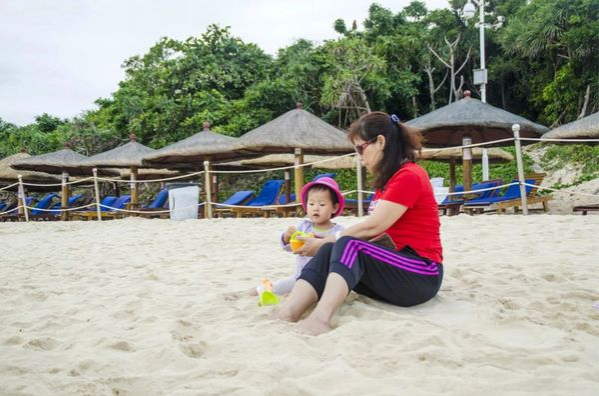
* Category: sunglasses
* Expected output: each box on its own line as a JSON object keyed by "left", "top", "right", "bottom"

{"left": 354, "top": 138, "right": 377, "bottom": 156}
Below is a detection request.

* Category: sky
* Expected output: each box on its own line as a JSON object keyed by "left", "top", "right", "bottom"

{"left": 0, "top": 0, "right": 449, "bottom": 126}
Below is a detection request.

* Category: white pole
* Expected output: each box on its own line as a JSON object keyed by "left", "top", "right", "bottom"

{"left": 204, "top": 160, "right": 212, "bottom": 219}
{"left": 18, "top": 175, "right": 29, "bottom": 222}
{"left": 93, "top": 168, "right": 102, "bottom": 221}
{"left": 356, "top": 156, "right": 364, "bottom": 217}
{"left": 482, "top": 148, "right": 489, "bottom": 181}
{"left": 512, "top": 124, "right": 528, "bottom": 215}
{"left": 479, "top": 0, "right": 486, "bottom": 103}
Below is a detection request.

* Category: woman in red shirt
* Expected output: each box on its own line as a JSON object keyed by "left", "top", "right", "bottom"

{"left": 272, "top": 112, "right": 443, "bottom": 335}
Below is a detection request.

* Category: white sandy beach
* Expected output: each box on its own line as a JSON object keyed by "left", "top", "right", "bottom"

{"left": 0, "top": 215, "right": 598, "bottom": 395}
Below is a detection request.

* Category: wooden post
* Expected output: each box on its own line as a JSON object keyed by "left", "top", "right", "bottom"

{"left": 449, "top": 158, "right": 456, "bottom": 193}
{"left": 284, "top": 170, "right": 291, "bottom": 204}
{"left": 93, "top": 168, "right": 102, "bottom": 221}
{"left": 130, "top": 166, "right": 139, "bottom": 207}
{"left": 356, "top": 156, "right": 364, "bottom": 217}
{"left": 294, "top": 148, "right": 304, "bottom": 199}
{"left": 61, "top": 171, "right": 70, "bottom": 221}
{"left": 212, "top": 174, "right": 219, "bottom": 204}
{"left": 17, "top": 175, "right": 29, "bottom": 222}
{"left": 512, "top": 124, "right": 529, "bottom": 215}
{"left": 462, "top": 135, "right": 472, "bottom": 197}
{"left": 204, "top": 160, "right": 212, "bottom": 219}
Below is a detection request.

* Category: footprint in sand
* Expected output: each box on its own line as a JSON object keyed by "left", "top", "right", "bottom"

{"left": 107, "top": 340, "right": 135, "bottom": 352}
{"left": 24, "top": 337, "right": 59, "bottom": 351}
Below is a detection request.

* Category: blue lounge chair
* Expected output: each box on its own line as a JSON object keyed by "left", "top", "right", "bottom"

{"left": 231, "top": 180, "right": 284, "bottom": 217}
{"left": 31, "top": 193, "right": 58, "bottom": 215}
{"left": 463, "top": 179, "right": 535, "bottom": 206}
{"left": 106, "top": 195, "right": 131, "bottom": 211}
{"left": 145, "top": 189, "right": 168, "bottom": 209}
{"left": 278, "top": 193, "right": 296, "bottom": 205}
{"left": 463, "top": 174, "right": 552, "bottom": 214}
{"left": 216, "top": 190, "right": 255, "bottom": 209}
{"left": 49, "top": 194, "right": 85, "bottom": 214}
{"left": 441, "top": 180, "right": 502, "bottom": 205}
{"left": 313, "top": 173, "right": 336, "bottom": 181}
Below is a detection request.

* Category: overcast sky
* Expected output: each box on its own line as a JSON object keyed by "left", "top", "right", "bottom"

{"left": 0, "top": 0, "right": 449, "bottom": 126}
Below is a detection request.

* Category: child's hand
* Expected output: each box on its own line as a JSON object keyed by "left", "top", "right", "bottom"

{"left": 283, "top": 225, "right": 297, "bottom": 244}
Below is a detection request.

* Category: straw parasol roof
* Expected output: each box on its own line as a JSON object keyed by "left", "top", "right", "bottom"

{"left": 143, "top": 122, "right": 249, "bottom": 168}
{"left": 0, "top": 152, "right": 61, "bottom": 183}
{"left": 406, "top": 91, "right": 548, "bottom": 147}
{"left": 541, "top": 111, "right": 599, "bottom": 140}
{"left": 81, "top": 134, "right": 157, "bottom": 168}
{"left": 10, "top": 145, "right": 117, "bottom": 176}
{"left": 238, "top": 103, "right": 353, "bottom": 155}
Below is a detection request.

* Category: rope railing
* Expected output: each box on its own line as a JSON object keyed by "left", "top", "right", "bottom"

{"left": 95, "top": 170, "right": 206, "bottom": 184}
{"left": 2, "top": 132, "right": 598, "bottom": 221}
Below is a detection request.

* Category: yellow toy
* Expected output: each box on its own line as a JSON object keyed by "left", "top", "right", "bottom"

{"left": 259, "top": 278, "right": 280, "bottom": 306}
{"left": 289, "top": 230, "right": 314, "bottom": 252}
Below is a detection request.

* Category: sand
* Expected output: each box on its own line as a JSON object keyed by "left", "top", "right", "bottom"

{"left": 0, "top": 215, "right": 598, "bottom": 395}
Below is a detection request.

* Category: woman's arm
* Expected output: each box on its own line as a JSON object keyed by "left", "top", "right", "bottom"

{"left": 295, "top": 200, "right": 408, "bottom": 256}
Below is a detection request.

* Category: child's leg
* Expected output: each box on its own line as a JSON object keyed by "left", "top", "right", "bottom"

{"left": 271, "top": 243, "right": 335, "bottom": 322}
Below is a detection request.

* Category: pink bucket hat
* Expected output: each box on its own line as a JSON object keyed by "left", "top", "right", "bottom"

{"left": 300, "top": 177, "right": 345, "bottom": 217}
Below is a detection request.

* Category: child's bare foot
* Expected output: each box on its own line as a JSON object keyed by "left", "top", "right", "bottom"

{"left": 296, "top": 315, "right": 332, "bottom": 336}
{"left": 223, "top": 288, "right": 257, "bottom": 301}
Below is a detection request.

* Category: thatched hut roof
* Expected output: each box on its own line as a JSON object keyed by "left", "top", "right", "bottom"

{"left": 117, "top": 167, "right": 182, "bottom": 181}
{"left": 143, "top": 123, "right": 248, "bottom": 167}
{"left": 10, "top": 146, "right": 117, "bottom": 176}
{"left": 312, "top": 148, "right": 513, "bottom": 169}
{"left": 406, "top": 91, "right": 548, "bottom": 147}
{"left": 238, "top": 103, "right": 353, "bottom": 154}
{"left": 0, "top": 153, "right": 61, "bottom": 183}
{"left": 81, "top": 134, "right": 157, "bottom": 168}
{"left": 541, "top": 111, "right": 599, "bottom": 140}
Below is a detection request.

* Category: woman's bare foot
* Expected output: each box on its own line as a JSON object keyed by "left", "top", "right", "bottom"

{"left": 269, "top": 305, "right": 299, "bottom": 322}
{"left": 296, "top": 314, "right": 332, "bottom": 336}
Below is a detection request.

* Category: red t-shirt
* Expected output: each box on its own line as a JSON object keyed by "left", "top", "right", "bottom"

{"left": 368, "top": 162, "right": 443, "bottom": 263}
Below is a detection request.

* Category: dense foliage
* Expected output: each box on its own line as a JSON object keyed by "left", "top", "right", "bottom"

{"left": 2, "top": 0, "right": 597, "bottom": 192}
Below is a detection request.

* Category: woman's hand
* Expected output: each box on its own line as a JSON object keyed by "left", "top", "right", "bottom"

{"left": 294, "top": 236, "right": 325, "bottom": 257}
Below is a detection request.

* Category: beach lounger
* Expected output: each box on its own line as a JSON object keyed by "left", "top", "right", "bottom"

{"left": 344, "top": 193, "right": 374, "bottom": 216}
{"left": 572, "top": 204, "right": 599, "bottom": 215}
{"left": 72, "top": 196, "right": 120, "bottom": 220}
{"left": 213, "top": 190, "right": 255, "bottom": 217}
{"left": 231, "top": 180, "right": 284, "bottom": 218}
{"left": 438, "top": 180, "right": 503, "bottom": 216}
{"left": 135, "top": 189, "right": 171, "bottom": 218}
{"left": 464, "top": 173, "right": 552, "bottom": 214}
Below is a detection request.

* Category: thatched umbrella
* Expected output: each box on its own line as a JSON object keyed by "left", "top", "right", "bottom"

{"left": 80, "top": 134, "right": 160, "bottom": 206}
{"left": 11, "top": 144, "right": 115, "bottom": 220}
{"left": 239, "top": 102, "right": 353, "bottom": 198}
{"left": 0, "top": 152, "right": 61, "bottom": 191}
{"left": 406, "top": 91, "right": 548, "bottom": 192}
{"left": 541, "top": 111, "right": 599, "bottom": 141}
{"left": 143, "top": 122, "right": 251, "bottom": 213}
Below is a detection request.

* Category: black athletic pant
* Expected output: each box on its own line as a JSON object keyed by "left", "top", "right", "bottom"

{"left": 298, "top": 236, "right": 443, "bottom": 307}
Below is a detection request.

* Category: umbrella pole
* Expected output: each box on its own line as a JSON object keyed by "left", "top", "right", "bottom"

{"left": 204, "top": 160, "right": 212, "bottom": 219}
{"left": 93, "top": 168, "right": 102, "bottom": 221}
{"left": 356, "top": 156, "right": 364, "bottom": 217}
{"left": 284, "top": 170, "right": 291, "bottom": 204}
{"left": 212, "top": 173, "right": 219, "bottom": 205}
{"left": 294, "top": 148, "right": 304, "bottom": 200}
{"left": 512, "top": 124, "right": 529, "bottom": 215}
{"left": 449, "top": 158, "right": 456, "bottom": 193}
{"left": 17, "top": 175, "right": 29, "bottom": 222}
{"left": 61, "top": 172, "right": 70, "bottom": 221}
{"left": 462, "top": 136, "right": 473, "bottom": 197}
{"left": 130, "top": 166, "right": 139, "bottom": 207}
